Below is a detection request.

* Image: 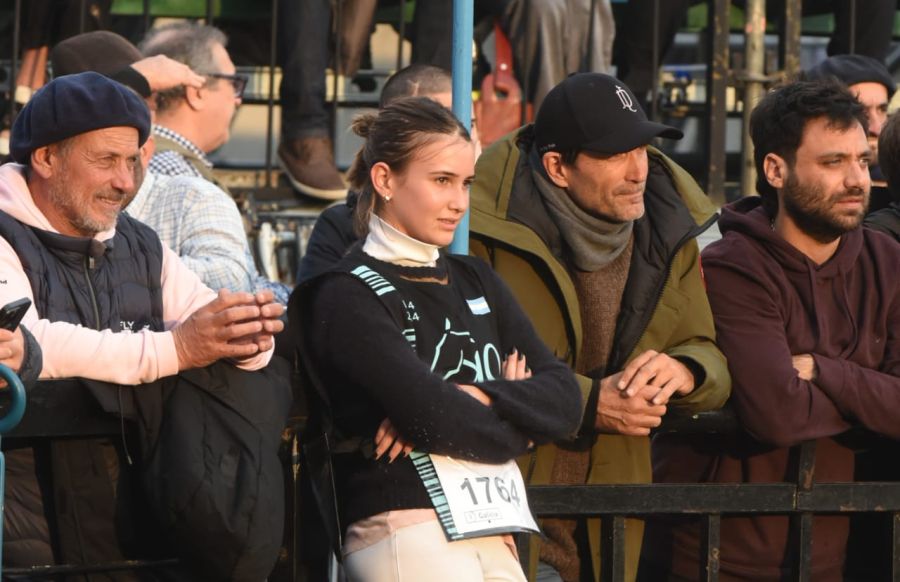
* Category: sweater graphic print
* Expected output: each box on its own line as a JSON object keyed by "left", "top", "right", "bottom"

{"left": 351, "top": 264, "right": 503, "bottom": 384}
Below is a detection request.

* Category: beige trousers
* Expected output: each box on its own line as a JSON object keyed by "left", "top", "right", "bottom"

{"left": 343, "top": 519, "right": 527, "bottom": 582}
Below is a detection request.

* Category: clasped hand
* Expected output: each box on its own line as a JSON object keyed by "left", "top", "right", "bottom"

{"left": 594, "top": 350, "right": 695, "bottom": 436}
{"left": 172, "top": 289, "right": 284, "bottom": 371}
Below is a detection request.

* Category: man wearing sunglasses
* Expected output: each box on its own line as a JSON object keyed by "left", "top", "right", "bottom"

{"left": 137, "top": 24, "right": 290, "bottom": 304}
{"left": 139, "top": 22, "right": 247, "bottom": 192}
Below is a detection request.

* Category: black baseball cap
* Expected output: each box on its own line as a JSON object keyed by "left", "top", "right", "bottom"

{"left": 534, "top": 73, "right": 683, "bottom": 156}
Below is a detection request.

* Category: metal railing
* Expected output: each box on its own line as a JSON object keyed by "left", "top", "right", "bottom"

{"left": 523, "top": 409, "right": 900, "bottom": 582}
{"left": 0, "top": 379, "right": 181, "bottom": 580}
{"left": 8, "top": 383, "right": 900, "bottom": 581}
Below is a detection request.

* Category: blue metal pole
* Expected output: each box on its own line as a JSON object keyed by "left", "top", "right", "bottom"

{"left": 449, "top": 0, "right": 474, "bottom": 255}
{"left": 0, "top": 364, "right": 27, "bottom": 573}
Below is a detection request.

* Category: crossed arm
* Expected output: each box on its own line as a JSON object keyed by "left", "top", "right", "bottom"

{"left": 702, "top": 251, "right": 900, "bottom": 447}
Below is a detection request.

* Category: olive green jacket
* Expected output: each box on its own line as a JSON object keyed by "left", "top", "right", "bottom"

{"left": 469, "top": 127, "right": 731, "bottom": 581}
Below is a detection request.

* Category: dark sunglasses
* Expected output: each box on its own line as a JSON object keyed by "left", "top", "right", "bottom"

{"left": 207, "top": 73, "right": 248, "bottom": 98}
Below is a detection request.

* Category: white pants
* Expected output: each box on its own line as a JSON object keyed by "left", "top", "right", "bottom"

{"left": 343, "top": 519, "right": 527, "bottom": 582}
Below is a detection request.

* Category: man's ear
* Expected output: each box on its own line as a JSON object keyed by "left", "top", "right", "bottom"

{"left": 542, "top": 152, "right": 570, "bottom": 189}
{"left": 763, "top": 152, "right": 787, "bottom": 190}
{"left": 29, "top": 145, "right": 56, "bottom": 179}
{"left": 183, "top": 85, "right": 205, "bottom": 111}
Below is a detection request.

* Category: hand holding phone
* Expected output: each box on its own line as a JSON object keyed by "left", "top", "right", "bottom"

{"left": 0, "top": 298, "right": 31, "bottom": 331}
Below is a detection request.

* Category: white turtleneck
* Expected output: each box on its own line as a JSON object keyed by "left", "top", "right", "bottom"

{"left": 362, "top": 213, "right": 440, "bottom": 267}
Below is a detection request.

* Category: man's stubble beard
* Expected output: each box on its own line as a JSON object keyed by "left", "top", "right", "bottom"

{"left": 47, "top": 173, "right": 126, "bottom": 237}
{"left": 781, "top": 171, "right": 868, "bottom": 244}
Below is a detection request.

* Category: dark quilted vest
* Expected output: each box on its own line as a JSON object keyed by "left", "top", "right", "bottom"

{"left": 0, "top": 211, "right": 165, "bottom": 332}
{"left": 0, "top": 210, "right": 169, "bottom": 578}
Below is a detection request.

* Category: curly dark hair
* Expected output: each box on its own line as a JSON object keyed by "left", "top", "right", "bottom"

{"left": 750, "top": 79, "right": 868, "bottom": 217}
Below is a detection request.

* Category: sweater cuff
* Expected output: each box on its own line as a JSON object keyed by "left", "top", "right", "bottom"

{"left": 155, "top": 330, "right": 181, "bottom": 379}
{"left": 111, "top": 66, "right": 152, "bottom": 98}
{"left": 810, "top": 353, "right": 848, "bottom": 408}
{"left": 580, "top": 377, "right": 600, "bottom": 436}
{"left": 17, "top": 325, "right": 42, "bottom": 389}
{"left": 672, "top": 355, "right": 707, "bottom": 396}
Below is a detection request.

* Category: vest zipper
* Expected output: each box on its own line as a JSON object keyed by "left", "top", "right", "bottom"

{"left": 84, "top": 254, "right": 134, "bottom": 465}
{"left": 82, "top": 256, "right": 101, "bottom": 330}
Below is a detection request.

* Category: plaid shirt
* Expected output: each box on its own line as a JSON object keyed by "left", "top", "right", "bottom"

{"left": 148, "top": 125, "right": 211, "bottom": 178}
{"left": 128, "top": 172, "right": 292, "bottom": 304}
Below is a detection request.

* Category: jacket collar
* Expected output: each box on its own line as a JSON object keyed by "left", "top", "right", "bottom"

{"left": 472, "top": 126, "right": 718, "bottom": 261}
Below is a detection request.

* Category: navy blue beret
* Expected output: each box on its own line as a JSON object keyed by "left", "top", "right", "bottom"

{"left": 11, "top": 71, "right": 151, "bottom": 164}
{"left": 805, "top": 54, "right": 896, "bottom": 99}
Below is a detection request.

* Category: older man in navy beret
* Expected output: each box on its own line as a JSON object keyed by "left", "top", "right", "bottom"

{"left": 0, "top": 72, "right": 283, "bottom": 567}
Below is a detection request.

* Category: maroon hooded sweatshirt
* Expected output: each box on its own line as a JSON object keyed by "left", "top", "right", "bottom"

{"left": 645, "top": 197, "right": 900, "bottom": 581}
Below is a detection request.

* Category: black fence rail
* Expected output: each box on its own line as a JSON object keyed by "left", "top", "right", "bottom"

{"left": 524, "top": 411, "right": 900, "bottom": 582}
{"left": 5, "top": 384, "right": 900, "bottom": 581}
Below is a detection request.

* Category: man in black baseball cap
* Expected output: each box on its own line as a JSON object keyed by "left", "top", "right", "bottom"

{"left": 805, "top": 54, "right": 897, "bottom": 212}
{"left": 534, "top": 72, "right": 683, "bottom": 157}
{"left": 468, "top": 72, "right": 730, "bottom": 582}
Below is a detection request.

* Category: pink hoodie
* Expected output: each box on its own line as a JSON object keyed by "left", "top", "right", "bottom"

{"left": 0, "top": 164, "right": 272, "bottom": 383}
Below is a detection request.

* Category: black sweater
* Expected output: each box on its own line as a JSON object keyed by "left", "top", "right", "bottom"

{"left": 303, "top": 249, "right": 582, "bottom": 528}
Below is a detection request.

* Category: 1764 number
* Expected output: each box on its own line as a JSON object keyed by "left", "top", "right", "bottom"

{"left": 459, "top": 476, "right": 521, "bottom": 506}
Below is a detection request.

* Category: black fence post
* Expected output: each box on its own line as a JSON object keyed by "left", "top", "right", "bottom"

{"left": 649, "top": 0, "right": 659, "bottom": 121}
{"left": 779, "top": 0, "right": 802, "bottom": 79}
{"left": 701, "top": 513, "right": 721, "bottom": 582}
{"left": 332, "top": 1, "right": 342, "bottom": 147}
{"left": 600, "top": 516, "right": 626, "bottom": 582}
{"left": 142, "top": 0, "right": 151, "bottom": 33}
{"left": 10, "top": 0, "right": 21, "bottom": 132}
{"left": 790, "top": 441, "right": 816, "bottom": 582}
{"left": 705, "top": 0, "right": 729, "bottom": 204}
{"left": 397, "top": 0, "right": 406, "bottom": 72}
{"left": 266, "top": 0, "right": 278, "bottom": 187}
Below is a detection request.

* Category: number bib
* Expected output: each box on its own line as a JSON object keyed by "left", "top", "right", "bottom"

{"left": 410, "top": 451, "right": 540, "bottom": 541}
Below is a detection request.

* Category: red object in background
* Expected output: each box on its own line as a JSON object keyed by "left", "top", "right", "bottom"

{"left": 474, "top": 23, "right": 533, "bottom": 147}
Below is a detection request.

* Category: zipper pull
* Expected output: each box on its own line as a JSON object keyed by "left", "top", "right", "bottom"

{"left": 88, "top": 256, "right": 95, "bottom": 270}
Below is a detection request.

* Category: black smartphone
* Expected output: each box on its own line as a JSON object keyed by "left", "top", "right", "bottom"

{"left": 0, "top": 298, "right": 31, "bottom": 331}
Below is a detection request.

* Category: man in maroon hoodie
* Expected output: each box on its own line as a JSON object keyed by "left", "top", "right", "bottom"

{"left": 641, "top": 79, "right": 900, "bottom": 580}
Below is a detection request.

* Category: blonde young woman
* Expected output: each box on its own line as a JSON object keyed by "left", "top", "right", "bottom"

{"left": 293, "top": 97, "right": 582, "bottom": 581}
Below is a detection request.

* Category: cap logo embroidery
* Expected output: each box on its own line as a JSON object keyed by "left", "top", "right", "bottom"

{"left": 615, "top": 85, "right": 637, "bottom": 112}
